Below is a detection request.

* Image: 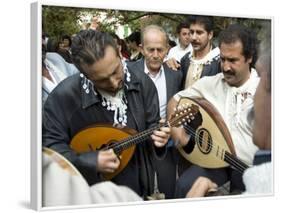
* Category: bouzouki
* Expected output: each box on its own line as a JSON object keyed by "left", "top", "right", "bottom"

{"left": 70, "top": 103, "right": 199, "bottom": 180}
{"left": 177, "top": 97, "right": 249, "bottom": 174}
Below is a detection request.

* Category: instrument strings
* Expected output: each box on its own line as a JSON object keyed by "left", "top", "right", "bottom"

{"left": 105, "top": 106, "right": 249, "bottom": 174}
{"left": 181, "top": 124, "right": 249, "bottom": 174}
{"left": 107, "top": 122, "right": 168, "bottom": 153}
{"left": 106, "top": 108, "right": 189, "bottom": 152}
{"left": 168, "top": 115, "right": 247, "bottom": 173}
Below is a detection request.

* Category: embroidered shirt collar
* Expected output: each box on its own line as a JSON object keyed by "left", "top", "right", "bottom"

{"left": 224, "top": 68, "right": 259, "bottom": 93}
{"left": 190, "top": 46, "right": 220, "bottom": 65}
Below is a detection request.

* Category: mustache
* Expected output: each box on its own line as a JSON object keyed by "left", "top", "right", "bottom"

{"left": 191, "top": 42, "right": 200, "bottom": 46}
{"left": 223, "top": 70, "right": 235, "bottom": 76}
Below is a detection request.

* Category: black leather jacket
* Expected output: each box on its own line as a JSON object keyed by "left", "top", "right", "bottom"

{"left": 43, "top": 71, "right": 164, "bottom": 197}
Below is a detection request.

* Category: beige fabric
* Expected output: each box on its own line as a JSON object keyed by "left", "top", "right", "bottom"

{"left": 90, "top": 181, "right": 142, "bottom": 203}
{"left": 184, "top": 47, "right": 220, "bottom": 89}
{"left": 42, "top": 149, "right": 142, "bottom": 207}
{"left": 185, "top": 63, "right": 204, "bottom": 88}
{"left": 42, "top": 151, "right": 92, "bottom": 206}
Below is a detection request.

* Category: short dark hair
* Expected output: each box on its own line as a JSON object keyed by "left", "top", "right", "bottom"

{"left": 188, "top": 15, "right": 214, "bottom": 33}
{"left": 71, "top": 30, "right": 119, "bottom": 73}
{"left": 218, "top": 24, "right": 259, "bottom": 68}
{"left": 110, "top": 33, "right": 121, "bottom": 46}
{"left": 126, "top": 31, "right": 141, "bottom": 46}
{"left": 169, "top": 39, "right": 177, "bottom": 48}
{"left": 176, "top": 22, "right": 190, "bottom": 34}
{"left": 62, "top": 34, "right": 72, "bottom": 47}
{"left": 46, "top": 38, "right": 59, "bottom": 52}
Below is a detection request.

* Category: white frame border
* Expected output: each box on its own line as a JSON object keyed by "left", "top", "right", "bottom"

{"left": 30, "top": 0, "right": 274, "bottom": 211}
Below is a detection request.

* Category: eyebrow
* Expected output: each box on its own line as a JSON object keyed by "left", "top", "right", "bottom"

{"left": 220, "top": 55, "right": 239, "bottom": 61}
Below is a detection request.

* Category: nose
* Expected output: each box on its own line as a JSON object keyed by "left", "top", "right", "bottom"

{"left": 190, "top": 32, "right": 197, "bottom": 41}
{"left": 222, "top": 60, "right": 231, "bottom": 72}
{"left": 152, "top": 49, "right": 159, "bottom": 58}
{"left": 109, "top": 77, "right": 120, "bottom": 90}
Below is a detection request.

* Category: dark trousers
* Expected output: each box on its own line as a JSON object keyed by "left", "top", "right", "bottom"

{"left": 174, "top": 165, "right": 245, "bottom": 198}
{"left": 154, "top": 145, "right": 177, "bottom": 199}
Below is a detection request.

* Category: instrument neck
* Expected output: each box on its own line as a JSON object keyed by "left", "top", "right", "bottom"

{"left": 113, "top": 122, "right": 168, "bottom": 154}
{"left": 224, "top": 151, "right": 249, "bottom": 174}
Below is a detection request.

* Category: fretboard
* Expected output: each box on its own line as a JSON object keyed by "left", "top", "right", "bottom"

{"left": 224, "top": 151, "right": 249, "bottom": 173}
{"left": 109, "top": 123, "right": 167, "bottom": 155}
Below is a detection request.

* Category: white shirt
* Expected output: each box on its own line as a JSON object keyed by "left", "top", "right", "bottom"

{"left": 243, "top": 162, "right": 272, "bottom": 194}
{"left": 167, "top": 43, "right": 193, "bottom": 62}
{"left": 46, "top": 52, "right": 79, "bottom": 76}
{"left": 42, "top": 53, "right": 79, "bottom": 104}
{"left": 42, "top": 59, "right": 67, "bottom": 104}
{"left": 144, "top": 61, "right": 167, "bottom": 118}
{"left": 174, "top": 69, "right": 260, "bottom": 165}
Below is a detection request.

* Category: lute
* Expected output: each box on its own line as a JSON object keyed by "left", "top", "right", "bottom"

{"left": 177, "top": 97, "right": 249, "bottom": 174}
{"left": 70, "top": 103, "right": 199, "bottom": 180}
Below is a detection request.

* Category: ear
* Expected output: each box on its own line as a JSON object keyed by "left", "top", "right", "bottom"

{"left": 164, "top": 45, "right": 169, "bottom": 55}
{"left": 247, "top": 56, "right": 253, "bottom": 64}
{"left": 139, "top": 44, "right": 145, "bottom": 55}
{"left": 208, "top": 31, "right": 214, "bottom": 41}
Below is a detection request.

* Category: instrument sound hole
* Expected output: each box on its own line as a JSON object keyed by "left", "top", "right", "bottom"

{"left": 196, "top": 128, "right": 212, "bottom": 154}
{"left": 97, "top": 140, "right": 118, "bottom": 150}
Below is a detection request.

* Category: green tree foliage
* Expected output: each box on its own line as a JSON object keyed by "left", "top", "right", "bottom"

{"left": 42, "top": 5, "right": 271, "bottom": 50}
{"left": 43, "top": 6, "right": 86, "bottom": 40}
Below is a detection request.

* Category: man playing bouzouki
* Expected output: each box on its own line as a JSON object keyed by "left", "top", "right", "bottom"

{"left": 167, "top": 24, "right": 260, "bottom": 198}
{"left": 42, "top": 29, "right": 171, "bottom": 199}
{"left": 186, "top": 50, "right": 272, "bottom": 198}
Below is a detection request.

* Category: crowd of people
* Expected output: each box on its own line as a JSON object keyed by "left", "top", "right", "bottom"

{"left": 41, "top": 15, "right": 272, "bottom": 206}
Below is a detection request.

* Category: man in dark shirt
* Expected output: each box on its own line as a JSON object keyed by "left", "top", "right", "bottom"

{"left": 42, "top": 29, "right": 170, "bottom": 199}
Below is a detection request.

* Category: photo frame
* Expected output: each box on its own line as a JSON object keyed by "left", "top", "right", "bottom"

{"left": 31, "top": 0, "right": 273, "bottom": 211}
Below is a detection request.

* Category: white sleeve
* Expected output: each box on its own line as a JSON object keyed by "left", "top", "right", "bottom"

{"left": 173, "top": 77, "right": 209, "bottom": 101}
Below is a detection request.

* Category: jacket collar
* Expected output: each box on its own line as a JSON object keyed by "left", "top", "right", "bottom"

{"left": 81, "top": 82, "right": 99, "bottom": 109}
